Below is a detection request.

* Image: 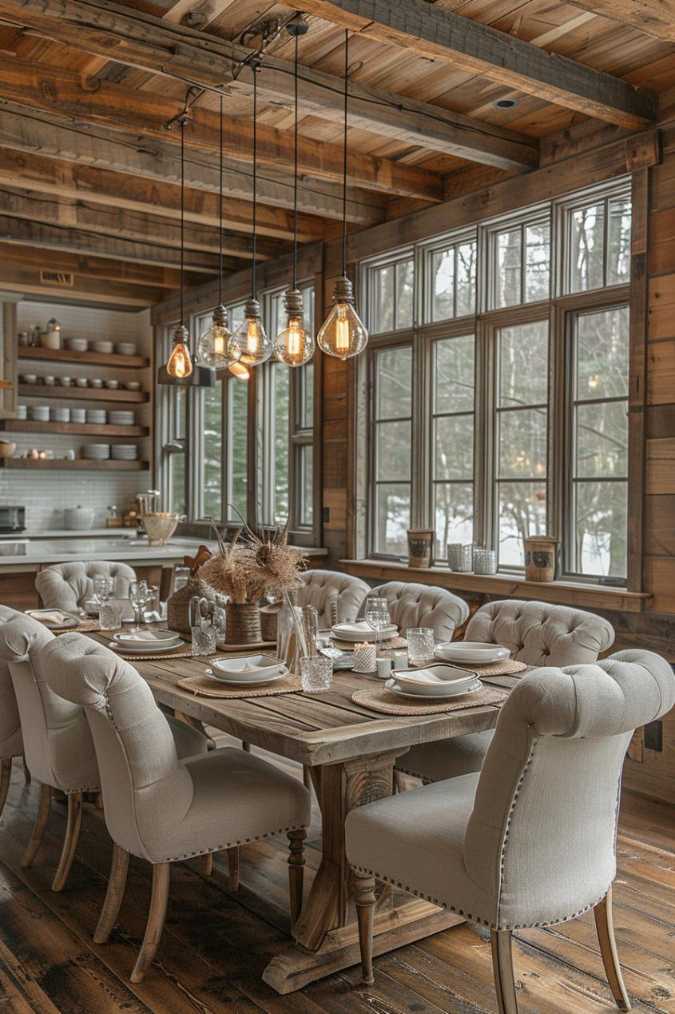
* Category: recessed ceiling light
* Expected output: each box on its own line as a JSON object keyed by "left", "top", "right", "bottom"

{"left": 494, "top": 97, "right": 518, "bottom": 109}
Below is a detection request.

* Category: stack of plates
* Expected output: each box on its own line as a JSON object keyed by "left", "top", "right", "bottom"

{"left": 111, "top": 444, "right": 138, "bottom": 461}
{"left": 86, "top": 409, "right": 107, "bottom": 424}
{"left": 331, "top": 620, "right": 398, "bottom": 643}
{"left": 386, "top": 664, "right": 481, "bottom": 700}
{"left": 111, "top": 629, "right": 183, "bottom": 654}
{"left": 51, "top": 406, "right": 70, "bottom": 422}
{"left": 209, "top": 654, "right": 287, "bottom": 686}
{"left": 83, "top": 443, "right": 110, "bottom": 460}
{"left": 30, "top": 406, "right": 50, "bottom": 422}
{"left": 91, "top": 340, "right": 114, "bottom": 354}
{"left": 109, "top": 410, "right": 136, "bottom": 426}
{"left": 434, "top": 642, "right": 510, "bottom": 665}
{"left": 116, "top": 342, "right": 137, "bottom": 356}
{"left": 71, "top": 408, "right": 86, "bottom": 423}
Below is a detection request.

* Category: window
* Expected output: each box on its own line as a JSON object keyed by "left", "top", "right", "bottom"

{"left": 426, "top": 236, "right": 477, "bottom": 322}
{"left": 366, "top": 254, "right": 414, "bottom": 334}
{"left": 568, "top": 305, "right": 629, "bottom": 578}
{"left": 432, "top": 334, "right": 475, "bottom": 557}
{"left": 494, "top": 321, "right": 549, "bottom": 567}
{"left": 362, "top": 179, "right": 632, "bottom": 584}
{"left": 371, "top": 345, "right": 412, "bottom": 555}
{"left": 488, "top": 213, "right": 550, "bottom": 309}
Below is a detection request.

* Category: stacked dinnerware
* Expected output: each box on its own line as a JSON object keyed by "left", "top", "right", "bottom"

{"left": 30, "top": 406, "right": 50, "bottom": 422}
{"left": 51, "top": 406, "right": 70, "bottom": 423}
{"left": 109, "top": 409, "right": 136, "bottom": 426}
{"left": 115, "top": 342, "right": 137, "bottom": 356}
{"left": 91, "top": 340, "right": 113, "bottom": 354}
{"left": 434, "top": 642, "right": 510, "bottom": 665}
{"left": 83, "top": 443, "right": 110, "bottom": 460}
{"left": 385, "top": 664, "right": 482, "bottom": 701}
{"left": 209, "top": 655, "right": 288, "bottom": 686}
{"left": 71, "top": 408, "right": 86, "bottom": 423}
{"left": 110, "top": 629, "right": 183, "bottom": 655}
{"left": 331, "top": 620, "right": 398, "bottom": 643}
{"left": 86, "top": 409, "right": 107, "bottom": 424}
{"left": 111, "top": 444, "right": 139, "bottom": 461}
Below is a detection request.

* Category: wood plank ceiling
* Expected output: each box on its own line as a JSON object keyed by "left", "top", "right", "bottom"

{"left": 0, "top": 0, "right": 670, "bottom": 307}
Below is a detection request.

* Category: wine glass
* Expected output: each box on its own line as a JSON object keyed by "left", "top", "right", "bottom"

{"left": 129, "top": 580, "right": 149, "bottom": 629}
{"left": 92, "top": 574, "right": 113, "bottom": 608}
{"left": 365, "top": 596, "right": 391, "bottom": 653}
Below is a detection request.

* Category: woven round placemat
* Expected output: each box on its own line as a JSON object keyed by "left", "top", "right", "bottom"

{"left": 468, "top": 658, "right": 527, "bottom": 677}
{"left": 351, "top": 684, "right": 507, "bottom": 716}
{"left": 176, "top": 672, "right": 302, "bottom": 700}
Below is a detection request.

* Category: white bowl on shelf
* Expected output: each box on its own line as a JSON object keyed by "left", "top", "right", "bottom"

{"left": 83, "top": 443, "right": 110, "bottom": 460}
{"left": 91, "top": 340, "right": 114, "bottom": 354}
{"left": 109, "top": 410, "right": 136, "bottom": 426}
{"left": 85, "top": 409, "right": 107, "bottom": 424}
{"left": 30, "top": 406, "right": 50, "bottom": 422}
{"left": 111, "top": 445, "right": 138, "bottom": 461}
{"left": 70, "top": 408, "right": 86, "bottom": 423}
{"left": 16, "top": 405, "right": 27, "bottom": 420}
{"left": 104, "top": 379, "right": 120, "bottom": 390}
{"left": 51, "top": 407, "right": 71, "bottom": 423}
{"left": 125, "top": 381, "right": 142, "bottom": 392}
{"left": 75, "top": 377, "right": 89, "bottom": 388}
{"left": 66, "top": 338, "right": 88, "bottom": 352}
{"left": 115, "top": 342, "right": 137, "bottom": 356}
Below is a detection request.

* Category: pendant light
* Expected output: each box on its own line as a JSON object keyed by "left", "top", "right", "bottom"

{"left": 317, "top": 30, "right": 368, "bottom": 361}
{"left": 274, "top": 16, "right": 314, "bottom": 368}
{"left": 197, "top": 94, "right": 241, "bottom": 374}
{"left": 158, "top": 109, "right": 215, "bottom": 387}
{"left": 232, "top": 61, "right": 273, "bottom": 367}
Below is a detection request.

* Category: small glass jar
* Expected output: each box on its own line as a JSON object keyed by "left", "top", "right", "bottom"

{"left": 473, "top": 548, "right": 497, "bottom": 575}
{"left": 406, "top": 627, "right": 435, "bottom": 667}
{"left": 300, "top": 655, "right": 333, "bottom": 693}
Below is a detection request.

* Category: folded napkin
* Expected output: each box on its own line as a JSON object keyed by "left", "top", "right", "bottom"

{"left": 29, "top": 610, "right": 71, "bottom": 625}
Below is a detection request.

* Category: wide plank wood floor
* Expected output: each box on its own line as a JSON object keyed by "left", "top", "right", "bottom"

{"left": 0, "top": 745, "right": 673, "bottom": 1014}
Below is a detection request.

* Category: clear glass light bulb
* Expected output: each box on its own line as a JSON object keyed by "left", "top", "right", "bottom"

{"left": 232, "top": 299, "right": 272, "bottom": 366}
{"left": 197, "top": 305, "right": 238, "bottom": 369}
{"left": 167, "top": 337, "right": 193, "bottom": 379}
{"left": 275, "top": 313, "right": 314, "bottom": 367}
{"left": 317, "top": 299, "right": 368, "bottom": 360}
{"left": 228, "top": 360, "right": 251, "bottom": 381}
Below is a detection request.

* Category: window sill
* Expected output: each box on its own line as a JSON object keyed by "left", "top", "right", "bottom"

{"left": 341, "top": 559, "right": 650, "bottom": 614}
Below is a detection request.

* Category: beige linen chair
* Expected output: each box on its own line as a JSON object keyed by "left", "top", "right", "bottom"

{"left": 39, "top": 632, "right": 312, "bottom": 983}
{"left": 296, "top": 569, "right": 370, "bottom": 627}
{"left": 0, "top": 605, "right": 26, "bottom": 821}
{"left": 36, "top": 561, "right": 136, "bottom": 611}
{"left": 398, "top": 600, "right": 615, "bottom": 783}
{"left": 361, "top": 581, "right": 469, "bottom": 641}
{"left": 347, "top": 649, "right": 675, "bottom": 1012}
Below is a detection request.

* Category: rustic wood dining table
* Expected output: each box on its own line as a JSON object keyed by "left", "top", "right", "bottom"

{"left": 90, "top": 636, "right": 519, "bottom": 994}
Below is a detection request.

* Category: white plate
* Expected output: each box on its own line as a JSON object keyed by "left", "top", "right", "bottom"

{"left": 212, "top": 654, "right": 286, "bottom": 681}
{"left": 434, "top": 641, "right": 510, "bottom": 665}
{"left": 385, "top": 676, "right": 482, "bottom": 700}
{"left": 113, "top": 629, "right": 180, "bottom": 647}
{"left": 331, "top": 621, "right": 397, "bottom": 643}
{"left": 392, "top": 664, "right": 479, "bottom": 696}
{"left": 26, "top": 609, "right": 79, "bottom": 629}
{"left": 113, "top": 639, "right": 184, "bottom": 654}
{"left": 208, "top": 667, "right": 288, "bottom": 686}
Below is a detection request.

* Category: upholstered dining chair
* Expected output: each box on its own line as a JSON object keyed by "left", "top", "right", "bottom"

{"left": 360, "top": 581, "right": 469, "bottom": 642}
{"left": 296, "top": 569, "right": 370, "bottom": 627}
{"left": 398, "top": 600, "right": 615, "bottom": 784}
{"left": 347, "top": 649, "right": 675, "bottom": 1012}
{"left": 40, "top": 632, "right": 312, "bottom": 983}
{"left": 36, "top": 561, "right": 136, "bottom": 611}
{"left": 0, "top": 605, "right": 27, "bottom": 822}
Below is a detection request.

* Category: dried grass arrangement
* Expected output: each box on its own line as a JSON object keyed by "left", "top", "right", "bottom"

{"left": 198, "top": 522, "right": 305, "bottom": 603}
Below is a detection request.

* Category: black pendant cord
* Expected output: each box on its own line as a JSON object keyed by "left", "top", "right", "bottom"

{"left": 251, "top": 64, "right": 258, "bottom": 300}
{"left": 180, "top": 115, "right": 185, "bottom": 329}
{"left": 292, "top": 32, "right": 299, "bottom": 291}
{"left": 218, "top": 93, "right": 224, "bottom": 307}
{"left": 341, "top": 29, "right": 348, "bottom": 279}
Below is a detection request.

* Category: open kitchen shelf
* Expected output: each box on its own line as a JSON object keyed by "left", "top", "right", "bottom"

{"left": 0, "top": 458, "right": 148, "bottom": 471}
{"left": 18, "top": 384, "right": 148, "bottom": 403}
{"left": 0, "top": 420, "right": 147, "bottom": 438}
{"left": 18, "top": 346, "right": 148, "bottom": 369}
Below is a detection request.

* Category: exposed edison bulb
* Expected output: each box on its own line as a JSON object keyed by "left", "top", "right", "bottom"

{"left": 166, "top": 324, "right": 193, "bottom": 379}
{"left": 228, "top": 360, "right": 251, "bottom": 381}
{"left": 317, "top": 276, "right": 368, "bottom": 360}
{"left": 197, "top": 304, "right": 238, "bottom": 368}
{"left": 232, "top": 297, "right": 272, "bottom": 366}
{"left": 274, "top": 288, "right": 315, "bottom": 367}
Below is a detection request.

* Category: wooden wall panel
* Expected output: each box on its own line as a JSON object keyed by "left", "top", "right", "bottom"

{"left": 644, "top": 494, "right": 675, "bottom": 555}
{"left": 647, "top": 340, "right": 675, "bottom": 403}
{"left": 647, "top": 273, "right": 675, "bottom": 339}
{"left": 646, "top": 438, "right": 675, "bottom": 493}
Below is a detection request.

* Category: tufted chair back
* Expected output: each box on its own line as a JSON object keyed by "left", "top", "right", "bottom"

{"left": 37, "top": 633, "right": 193, "bottom": 861}
{"left": 36, "top": 561, "right": 137, "bottom": 611}
{"left": 465, "top": 649, "right": 674, "bottom": 930}
{"left": 465, "top": 600, "right": 614, "bottom": 667}
{"left": 362, "top": 581, "right": 468, "bottom": 641}
{"left": 0, "top": 605, "right": 23, "bottom": 761}
{"left": 0, "top": 613, "right": 99, "bottom": 792}
{"left": 296, "top": 570, "right": 370, "bottom": 627}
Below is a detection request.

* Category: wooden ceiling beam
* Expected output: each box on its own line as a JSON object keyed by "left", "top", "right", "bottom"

{"left": 567, "top": 0, "right": 675, "bottom": 43}
{"left": 0, "top": 241, "right": 182, "bottom": 287}
{"left": 0, "top": 264, "right": 163, "bottom": 306}
{"left": 0, "top": 108, "right": 380, "bottom": 226}
{"left": 0, "top": 214, "right": 222, "bottom": 274}
{"left": 0, "top": 188, "right": 263, "bottom": 264}
{"left": 0, "top": 51, "right": 442, "bottom": 201}
{"left": 0, "top": 146, "right": 306, "bottom": 244}
{"left": 0, "top": 0, "right": 538, "bottom": 170}
{"left": 282, "top": 0, "right": 657, "bottom": 129}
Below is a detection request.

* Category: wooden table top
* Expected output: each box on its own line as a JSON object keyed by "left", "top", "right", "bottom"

{"left": 92, "top": 639, "right": 518, "bottom": 768}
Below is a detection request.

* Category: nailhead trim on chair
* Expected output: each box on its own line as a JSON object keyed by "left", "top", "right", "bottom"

{"left": 160, "top": 823, "right": 308, "bottom": 863}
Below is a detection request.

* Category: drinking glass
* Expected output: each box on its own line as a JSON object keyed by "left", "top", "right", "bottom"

{"left": 406, "top": 627, "right": 435, "bottom": 667}
{"left": 364, "top": 596, "right": 391, "bottom": 653}
{"left": 191, "top": 623, "right": 217, "bottom": 657}
{"left": 302, "top": 604, "right": 320, "bottom": 657}
{"left": 129, "top": 580, "right": 149, "bottom": 629}
{"left": 299, "top": 655, "right": 333, "bottom": 693}
{"left": 92, "top": 574, "right": 113, "bottom": 606}
{"left": 99, "top": 601, "right": 123, "bottom": 631}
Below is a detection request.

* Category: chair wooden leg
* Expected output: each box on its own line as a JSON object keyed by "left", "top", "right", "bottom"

{"left": 302, "top": 765, "right": 311, "bottom": 789}
{"left": 200, "top": 852, "right": 214, "bottom": 877}
{"left": 594, "top": 888, "right": 631, "bottom": 1011}
{"left": 287, "top": 829, "right": 306, "bottom": 925}
{"left": 22, "top": 783, "right": 51, "bottom": 868}
{"left": 22, "top": 756, "right": 30, "bottom": 786}
{"left": 227, "top": 847, "right": 240, "bottom": 891}
{"left": 353, "top": 873, "right": 376, "bottom": 985}
{"left": 94, "top": 844, "right": 130, "bottom": 944}
{"left": 51, "top": 791, "right": 82, "bottom": 892}
{"left": 491, "top": 929, "right": 518, "bottom": 1014}
{"left": 130, "top": 862, "right": 171, "bottom": 984}
{"left": 0, "top": 758, "right": 11, "bottom": 820}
